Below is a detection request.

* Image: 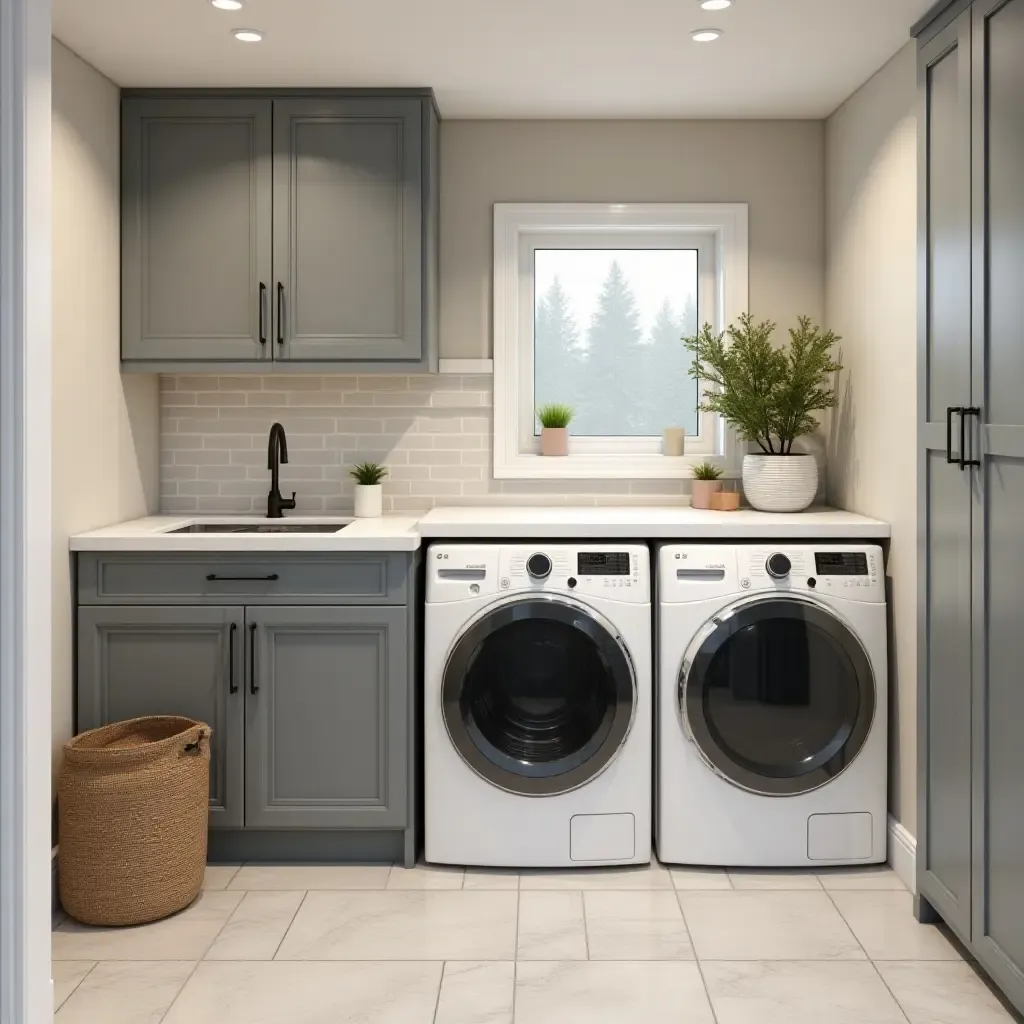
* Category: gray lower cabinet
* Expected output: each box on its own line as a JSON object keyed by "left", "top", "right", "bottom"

{"left": 77, "top": 605, "right": 246, "bottom": 828}
{"left": 244, "top": 606, "right": 408, "bottom": 829}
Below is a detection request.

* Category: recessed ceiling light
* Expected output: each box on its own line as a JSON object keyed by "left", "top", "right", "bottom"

{"left": 691, "top": 28, "right": 723, "bottom": 41}
{"left": 211, "top": 0, "right": 243, "bottom": 10}
{"left": 700, "top": 0, "right": 732, "bottom": 9}
{"left": 232, "top": 28, "right": 263, "bottom": 42}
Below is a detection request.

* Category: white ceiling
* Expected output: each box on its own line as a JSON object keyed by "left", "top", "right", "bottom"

{"left": 53, "top": 0, "right": 932, "bottom": 119}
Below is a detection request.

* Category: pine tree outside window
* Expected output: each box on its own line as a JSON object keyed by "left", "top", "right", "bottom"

{"left": 493, "top": 204, "right": 749, "bottom": 479}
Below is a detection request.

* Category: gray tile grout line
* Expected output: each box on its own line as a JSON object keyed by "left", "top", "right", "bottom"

{"left": 269, "top": 890, "right": 310, "bottom": 961}
{"left": 512, "top": 890, "right": 521, "bottom": 1021}
{"left": 429, "top": 960, "right": 446, "bottom": 1024}
{"left": 580, "top": 890, "right": 591, "bottom": 960}
{"left": 673, "top": 884, "right": 722, "bottom": 1023}
{"left": 53, "top": 960, "right": 97, "bottom": 1012}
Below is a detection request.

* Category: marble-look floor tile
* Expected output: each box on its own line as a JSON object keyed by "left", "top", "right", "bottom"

{"left": 275, "top": 890, "right": 518, "bottom": 960}
{"left": 162, "top": 960, "right": 442, "bottom": 1024}
{"left": 669, "top": 866, "right": 733, "bottom": 890}
{"left": 519, "top": 862, "right": 672, "bottom": 890}
{"left": 515, "top": 960, "right": 716, "bottom": 1024}
{"left": 387, "top": 863, "right": 465, "bottom": 889}
{"left": 876, "top": 961, "right": 1017, "bottom": 1023}
{"left": 55, "top": 960, "right": 196, "bottom": 1023}
{"left": 817, "top": 866, "right": 907, "bottom": 891}
{"left": 679, "top": 891, "right": 865, "bottom": 961}
{"left": 204, "top": 890, "right": 305, "bottom": 960}
{"left": 517, "top": 891, "right": 588, "bottom": 960}
{"left": 228, "top": 864, "right": 391, "bottom": 890}
{"left": 584, "top": 890, "right": 693, "bottom": 960}
{"left": 52, "top": 961, "right": 94, "bottom": 1010}
{"left": 202, "top": 865, "right": 240, "bottom": 891}
{"left": 463, "top": 868, "right": 519, "bottom": 890}
{"left": 701, "top": 960, "right": 908, "bottom": 1024}
{"left": 830, "top": 890, "right": 961, "bottom": 960}
{"left": 434, "top": 961, "right": 514, "bottom": 1024}
{"left": 52, "top": 891, "right": 244, "bottom": 961}
{"left": 728, "top": 869, "right": 823, "bottom": 890}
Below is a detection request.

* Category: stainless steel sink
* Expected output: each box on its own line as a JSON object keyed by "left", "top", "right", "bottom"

{"left": 168, "top": 523, "right": 350, "bottom": 535}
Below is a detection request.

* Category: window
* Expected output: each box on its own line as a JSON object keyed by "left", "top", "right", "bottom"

{"left": 493, "top": 203, "right": 748, "bottom": 479}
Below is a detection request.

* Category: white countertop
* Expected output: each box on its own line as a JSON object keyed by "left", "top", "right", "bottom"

{"left": 416, "top": 505, "right": 890, "bottom": 539}
{"left": 69, "top": 516, "right": 422, "bottom": 552}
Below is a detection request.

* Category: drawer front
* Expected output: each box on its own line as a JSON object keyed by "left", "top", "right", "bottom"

{"left": 78, "top": 553, "right": 409, "bottom": 605}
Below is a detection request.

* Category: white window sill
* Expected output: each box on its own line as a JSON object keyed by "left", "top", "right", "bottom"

{"left": 493, "top": 452, "right": 741, "bottom": 481}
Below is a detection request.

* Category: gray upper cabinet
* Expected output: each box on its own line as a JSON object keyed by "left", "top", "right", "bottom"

{"left": 122, "top": 98, "right": 273, "bottom": 364}
{"left": 77, "top": 605, "right": 246, "bottom": 829}
{"left": 273, "top": 99, "right": 424, "bottom": 363}
{"left": 244, "top": 605, "right": 408, "bottom": 829}
{"left": 121, "top": 90, "right": 439, "bottom": 372}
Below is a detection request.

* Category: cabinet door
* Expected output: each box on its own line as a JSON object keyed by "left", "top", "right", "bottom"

{"left": 272, "top": 98, "right": 423, "bottom": 362}
{"left": 971, "top": 0, "right": 1024, "bottom": 1007}
{"left": 122, "top": 98, "right": 273, "bottom": 363}
{"left": 244, "top": 606, "right": 408, "bottom": 829}
{"left": 77, "top": 606, "right": 245, "bottom": 829}
{"left": 917, "top": 11, "right": 974, "bottom": 940}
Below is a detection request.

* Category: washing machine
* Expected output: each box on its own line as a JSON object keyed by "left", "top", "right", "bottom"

{"left": 656, "top": 543, "right": 887, "bottom": 867}
{"left": 425, "top": 543, "right": 651, "bottom": 868}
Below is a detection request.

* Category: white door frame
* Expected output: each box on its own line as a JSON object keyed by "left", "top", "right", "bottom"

{"left": 0, "top": 0, "right": 53, "bottom": 1020}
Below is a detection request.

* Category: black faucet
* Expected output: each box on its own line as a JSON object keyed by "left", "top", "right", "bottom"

{"left": 266, "top": 422, "right": 297, "bottom": 519}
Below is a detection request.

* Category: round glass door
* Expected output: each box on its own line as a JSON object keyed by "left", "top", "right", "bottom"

{"left": 680, "top": 597, "right": 875, "bottom": 796}
{"left": 442, "top": 598, "right": 636, "bottom": 796}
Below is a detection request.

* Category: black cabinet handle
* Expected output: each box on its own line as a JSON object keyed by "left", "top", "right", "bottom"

{"left": 206, "top": 573, "right": 280, "bottom": 582}
{"left": 946, "top": 406, "right": 962, "bottom": 465}
{"left": 258, "top": 283, "right": 267, "bottom": 345}
{"left": 249, "top": 623, "right": 258, "bottom": 695}
{"left": 276, "top": 282, "right": 285, "bottom": 345}
{"left": 228, "top": 622, "right": 238, "bottom": 694}
{"left": 962, "top": 406, "right": 981, "bottom": 469}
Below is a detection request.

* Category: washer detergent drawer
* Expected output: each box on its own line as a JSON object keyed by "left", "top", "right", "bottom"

{"left": 570, "top": 813, "right": 636, "bottom": 861}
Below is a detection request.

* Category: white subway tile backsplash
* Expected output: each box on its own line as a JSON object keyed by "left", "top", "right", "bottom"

{"left": 160, "top": 374, "right": 692, "bottom": 514}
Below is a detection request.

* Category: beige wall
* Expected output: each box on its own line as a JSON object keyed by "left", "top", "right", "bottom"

{"left": 825, "top": 41, "right": 918, "bottom": 836}
{"left": 440, "top": 120, "right": 826, "bottom": 358}
{"left": 51, "top": 40, "right": 159, "bottom": 800}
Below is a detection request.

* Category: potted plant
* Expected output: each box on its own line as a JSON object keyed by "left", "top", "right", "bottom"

{"left": 685, "top": 313, "right": 842, "bottom": 512}
{"left": 536, "top": 403, "right": 574, "bottom": 457}
{"left": 691, "top": 462, "right": 724, "bottom": 510}
{"left": 349, "top": 461, "right": 387, "bottom": 518}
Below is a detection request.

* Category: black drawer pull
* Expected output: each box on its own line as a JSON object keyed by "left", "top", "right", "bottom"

{"left": 946, "top": 406, "right": 962, "bottom": 465}
{"left": 258, "top": 282, "right": 267, "bottom": 345}
{"left": 961, "top": 406, "right": 981, "bottom": 469}
{"left": 249, "top": 623, "right": 258, "bottom": 695}
{"left": 276, "top": 282, "right": 285, "bottom": 345}
{"left": 228, "top": 622, "right": 238, "bottom": 694}
{"left": 206, "top": 573, "right": 280, "bottom": 582}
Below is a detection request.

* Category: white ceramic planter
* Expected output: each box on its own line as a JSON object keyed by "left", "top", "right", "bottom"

{"left": 540, "top": 427, "right": 569, "bottom": 456}
{"left": 353, "top": 484, "right": 383, "bottom": 518}
{"left": 742, "top": 454, "right": 818, "bottom": 513}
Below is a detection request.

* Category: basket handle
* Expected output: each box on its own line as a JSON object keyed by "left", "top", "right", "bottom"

{"left": 183, "top": 730, "right": 207, "bottom": 756}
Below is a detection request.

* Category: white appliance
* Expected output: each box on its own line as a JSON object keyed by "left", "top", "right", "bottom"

{"left": 425, "top": 543, "right": 652, "bottom": 868}
{"left": 656, "top": 544, "right": 888, "bottom": 867}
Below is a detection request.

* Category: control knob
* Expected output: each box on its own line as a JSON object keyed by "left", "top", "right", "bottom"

{"left": 766, "top": 553, "right": 792, "bottom": 579}
{"left": 527, "top": 553, "right": 552, "bottom": 580}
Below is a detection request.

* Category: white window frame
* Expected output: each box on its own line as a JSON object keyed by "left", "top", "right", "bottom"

{"left": 493, "top": 202, "right": 748, "bottom": 480}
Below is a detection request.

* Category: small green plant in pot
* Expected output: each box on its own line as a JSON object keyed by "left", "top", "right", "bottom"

{"left": 349, "top": 461, "right": 388, "bottom": 518}
{"left": 685, "top": 313, "right": 842, "bottom": 512}
{"left": 536, "top": 403, "right": 574, "bottom": 457}
{"left": 691, "top": 461, "right": 724, "bottom": 510}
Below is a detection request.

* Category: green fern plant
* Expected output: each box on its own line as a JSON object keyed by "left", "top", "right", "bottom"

{"left": 684, "top": 313, "right": 842, "bottom": 455}
{"left": 692, "top": 462, "right": 724, "bottom": 481}
{"left": 349, "top": 461, "right": 388, "bottom": 486}
{"left": 536, "top": 403, "right": 575, "bottom": 429}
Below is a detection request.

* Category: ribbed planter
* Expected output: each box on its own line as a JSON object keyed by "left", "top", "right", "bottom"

{"left": 742, "top": 454, "right": 818, "bottom": 512}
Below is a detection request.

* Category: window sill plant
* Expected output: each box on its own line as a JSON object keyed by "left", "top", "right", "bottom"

{"left": 537, "top": 403, "right": 574, "bottom": 457}
{"left": 686, "top": 313, "right": 842, "bottom": 513}
{"left": 691, "top": 462, "right": 724, "bottom": 510}
{"left": 349, "top": 461, "right": 387, "bottom": 518}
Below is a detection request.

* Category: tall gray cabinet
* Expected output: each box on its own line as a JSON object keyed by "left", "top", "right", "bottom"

{"left": 916, "top": 0, "right": 1024, "bottom": 1013}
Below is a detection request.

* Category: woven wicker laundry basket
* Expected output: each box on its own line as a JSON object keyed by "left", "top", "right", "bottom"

{"left": 58, "top": 716, "right": 211, "bottom": 927}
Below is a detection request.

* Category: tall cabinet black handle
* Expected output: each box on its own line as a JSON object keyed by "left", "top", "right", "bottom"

{"left": 258, "top": 283, "right": 267, "bottom": 345}
{"left": 962, "top": 406, "right": 981, "bottom": 468}
{"left": 249, "top": 623, "right": 259, "bottom": 695}
{"left": 276, "top": 282, "right": 285, "bottom": 345}
{"left": 946, "top": 406, "right": 962, "bottom": 465}
{"left": 228, "top": 622, "right": 238, "bottom": 694}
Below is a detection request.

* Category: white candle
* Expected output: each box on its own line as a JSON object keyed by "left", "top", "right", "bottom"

{"left": 663, "top": 427, "right": 686, "bottom": 457}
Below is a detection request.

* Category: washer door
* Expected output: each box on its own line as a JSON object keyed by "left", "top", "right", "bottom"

{"left": 680, "top": 596, "right": 875, "bottom": 796}
{"left": 442, "top": 597, "right": 636, "bottom": 796}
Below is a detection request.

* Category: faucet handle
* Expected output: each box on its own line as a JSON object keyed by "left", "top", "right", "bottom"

{"left": 284, "top": 492, "right": 297, "bottom": 510}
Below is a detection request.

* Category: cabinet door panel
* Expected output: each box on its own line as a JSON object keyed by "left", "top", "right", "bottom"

{"left": 77, "top": 606, "right": 245, "bottom": 829}
{"left": 273, "top": 99, "right": 423, "bottom": 362}
{"left": 122, "top": 98, "right": 272, "bottom": 363}
{"left": 245, "top": 606, "right": 407, "bottom": 829}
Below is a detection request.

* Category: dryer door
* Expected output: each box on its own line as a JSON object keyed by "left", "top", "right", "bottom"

{"left": 680, "top": 595, "right": 875, "bottom": 796}
{"left": 442, "top": 597, "right": 636, "bottom": 796}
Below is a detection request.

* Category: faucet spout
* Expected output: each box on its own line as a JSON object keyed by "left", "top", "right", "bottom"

{"left": 266, "top": 422, "right": 297, "bottom": 518}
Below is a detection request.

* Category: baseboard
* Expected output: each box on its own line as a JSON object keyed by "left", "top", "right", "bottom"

{"left": 887, "top": 815, "right": 916, "bottom": 894}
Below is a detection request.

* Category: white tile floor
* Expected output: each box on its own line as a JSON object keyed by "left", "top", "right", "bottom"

{"left": 51, "top": 861, "right": 1020, "bottom": 1024}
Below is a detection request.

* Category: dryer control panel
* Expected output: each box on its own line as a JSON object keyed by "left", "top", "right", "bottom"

{"left": 427, "top": 544, "right": 650, "bottom": 603}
